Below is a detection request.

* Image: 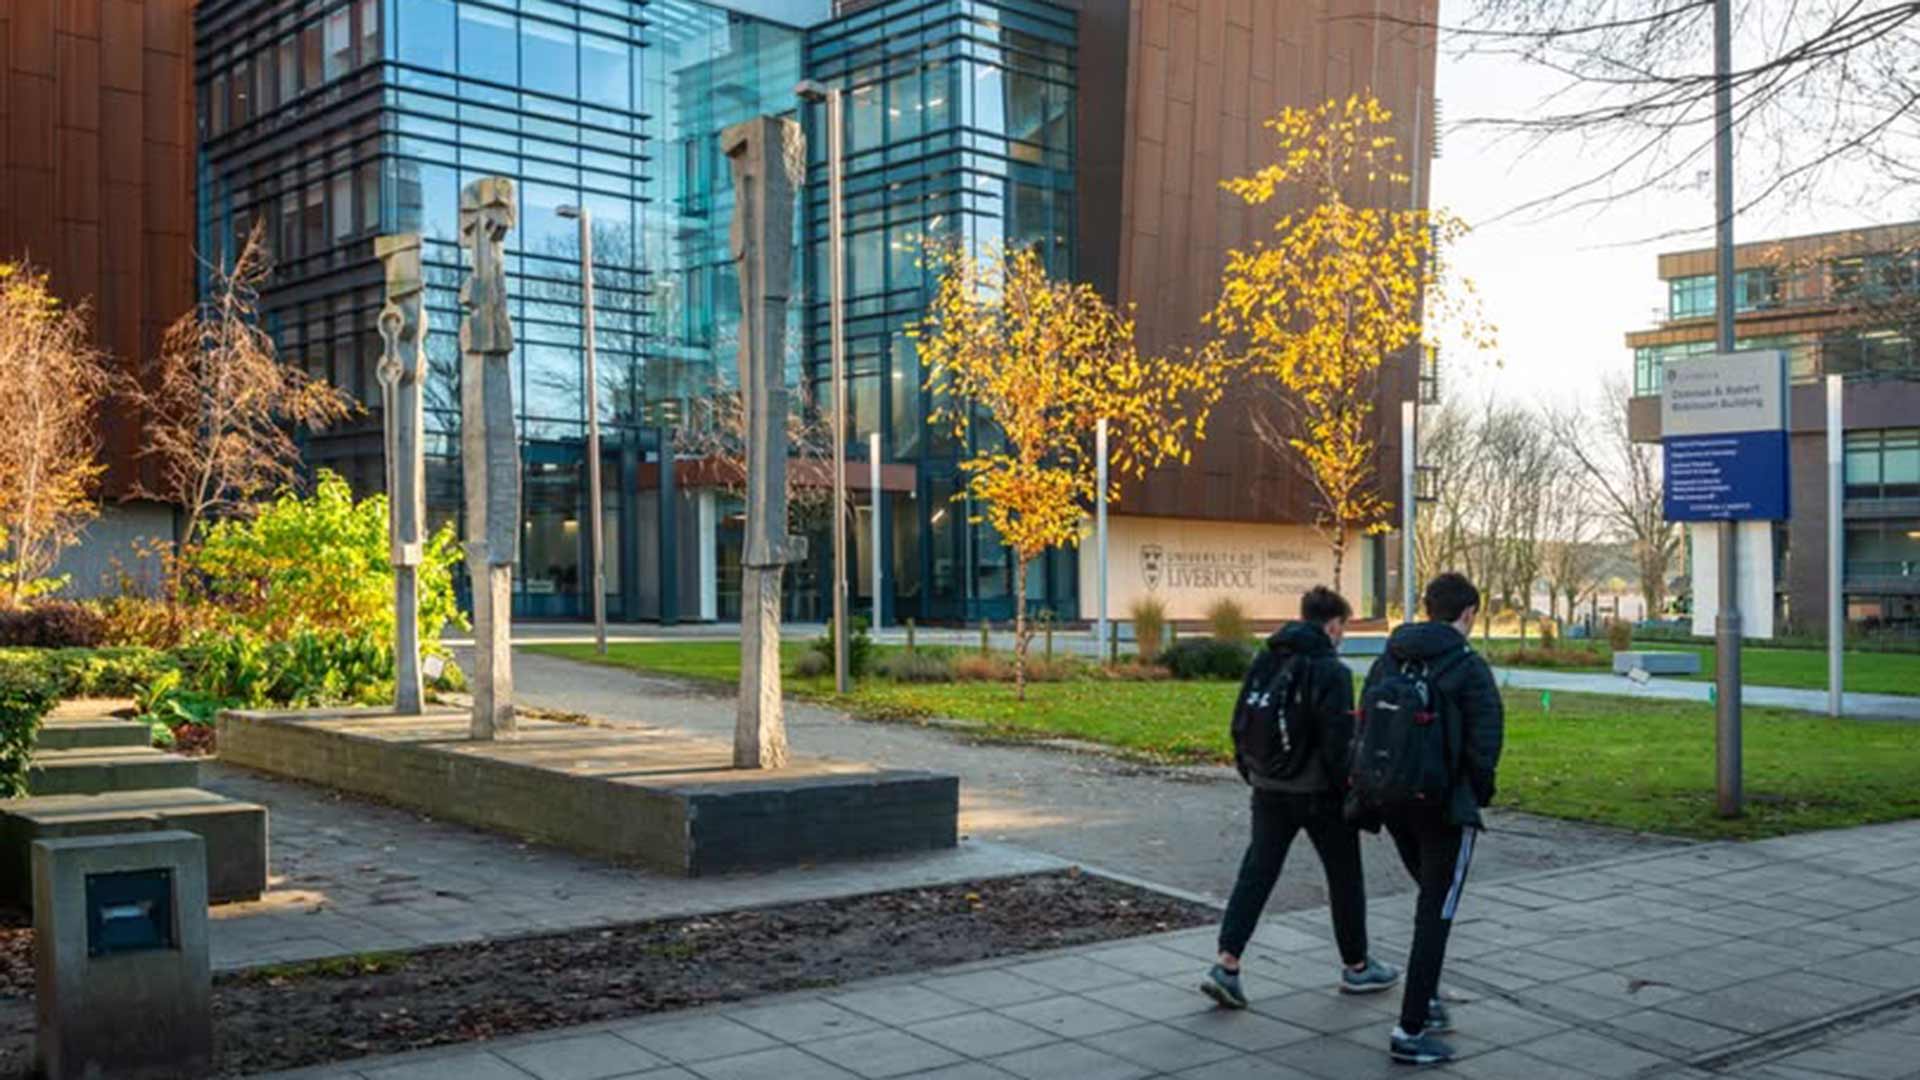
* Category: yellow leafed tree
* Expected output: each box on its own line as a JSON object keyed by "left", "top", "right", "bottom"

{"left": 0, "top": 263, "right": 110, "bottom": 605}
{"left": 913, "top": 246, "right": 1224, "bottom": 698}
{"left": 1208, "top": 94, "right": 1490, "bottom": 583}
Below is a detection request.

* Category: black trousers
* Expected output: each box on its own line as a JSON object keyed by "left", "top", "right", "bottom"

{"left": 1217, "top": 789, "right": 1368, "bottom": 966}
{"left": 1383, "top": 809, "right": 1477, "bottom": 1034}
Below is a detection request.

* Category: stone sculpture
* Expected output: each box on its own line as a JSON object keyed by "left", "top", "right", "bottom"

{"left": 375, "top": 233, "right": 427, "bottom": 715}
{"left": 459, "top": 177, "right": 518, "bottom": 739}
{"left": 724, "top": 116, "right": 805, "bottom": 769}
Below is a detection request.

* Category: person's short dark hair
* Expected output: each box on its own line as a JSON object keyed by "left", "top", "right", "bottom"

{"left": 1424, "top": 573, "right": 1481, "bottom": 624}
{"left": 1301, "top": 586, "right": 1352, "bottom": 625}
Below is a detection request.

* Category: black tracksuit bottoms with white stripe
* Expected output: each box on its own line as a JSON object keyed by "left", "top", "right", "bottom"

{"left": 1383, "top": 808, "right": 1478, "bottom": 1035}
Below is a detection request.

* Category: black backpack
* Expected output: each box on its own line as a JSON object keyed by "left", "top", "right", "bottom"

{"left": 1347, "top": 648, "right": 1473, "bottom": 814}
{"left": 1230, "top": 647, "right": 1316, "bottom": 784}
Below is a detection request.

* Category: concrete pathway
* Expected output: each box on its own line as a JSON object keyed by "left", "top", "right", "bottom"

{"left": 251, "top": 818, "right": 1920, "bottom": 1080}
{"left": 507, "top": 650, "right": 1683, "bottom": 910}
{"left": 1488, "top": 666, "right": 1920, "bottom": 722}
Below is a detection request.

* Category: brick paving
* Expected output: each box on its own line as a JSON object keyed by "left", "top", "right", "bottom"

{"left": 250, "top": 819, "right": 1920, "bottom": 1079}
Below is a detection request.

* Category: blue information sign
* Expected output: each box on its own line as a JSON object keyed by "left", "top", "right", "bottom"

{"left": 1663, "top": 430, "right": 1791, "bottom": 521}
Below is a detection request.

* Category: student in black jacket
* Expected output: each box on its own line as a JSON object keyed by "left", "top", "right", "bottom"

{"left": 1200, "top": 586, "right": 1400, "bottom": 1011}
{"left": 1363, "top": 572, "right": 1506, "bottom": 1067}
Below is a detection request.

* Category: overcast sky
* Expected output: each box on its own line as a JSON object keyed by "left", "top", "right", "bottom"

{"left": 1427, "top": 5, "right": 1886, "bottom": 412}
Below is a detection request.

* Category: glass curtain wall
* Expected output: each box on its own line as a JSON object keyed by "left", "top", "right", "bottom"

{"left": 803, "top": 0, "right": 1077, "bottom": 623}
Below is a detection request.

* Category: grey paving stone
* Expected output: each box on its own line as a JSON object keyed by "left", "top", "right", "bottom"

{"left": 892, "top": 1066, "right": 1014, "bottom": 1080}
{"left": 614, "top": 1015, "right": 782, "bottom": 1064}
{"left": 994, "top": 995, "right": 1140, "bottom": 1039}
{"left": 800, "top": 1029, "right": 961, "bottom": 1079}
{"left": 1081, "top": 1021, "right": 1239, "bottom": 1071}
{"left": 1512, "top": 1028, "right": 1672, "bottom": 1079}
{"left": 1249, "top": 988, "right": 1393, "bottom": 1034}
{"left": 1442, "top": 999, "right": 1568, "bottom": 1045}
{"left": 498, "top": 1034, "right": 667, "bottom": 1080}
{"left": 1167, "top": 1007, "right": 1317, "bottom": 1052}
{"left": 827, "top": 986, "right": 975, "bottom": 1027}
{"left": 1605, "top": 1008, "right": 1743, "bottom": 1054}
{"left": 1442, "top": 1047, "right": 1600, "bottom": 1080}
{"left": 1082, "top": 979, "right": 1222, "bottom": 1022}
{"left": 917, "top": 970, "right": 1056, "bottom": 1009}
{"left": 733, "top": 1000, "right": 882, "bottom": 1044}
{"left": 1001, "top": 955, "right": 1137, "bottom": 994}
{"left": 1508, "top": 981, "right": 1643, "bottom": 1023}
{"left": 1557, "top": 970, "right": 1694, "bottom": 1009}
{"left": 1081, "top": 941, "right": 1204, "bottom": 979}
{"left": 903, "top": 1012, "right": 1057, "bottom": 1057}
{"left": 987, "top": 1040, "right": 1151, "bottom": 1080}
{"left": 1765, "top": 1044, "right": 1913, "bottom": 1080}
{"left": 363, "top": 1053, "right": 538, "bottom": 1080}
{"left": 686, "top": 1046, "right": 857, "bottom": 1080}
{"left": 610, "top": 1071, "right": 697, "bottom": 1080}
{"left": 1267, "top": 1033, "right": 1402, "bottom": 1080}
{"left": 1167, "top": 1053, "right": 1320, "bottom": 1080}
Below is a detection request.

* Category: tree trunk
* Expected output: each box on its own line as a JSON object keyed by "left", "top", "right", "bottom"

{"left": 1013, "top": 555, "right": 1030, "bottom": 702}
{"left": 1330, "top": 526, "right": 1347, "bottom": 592}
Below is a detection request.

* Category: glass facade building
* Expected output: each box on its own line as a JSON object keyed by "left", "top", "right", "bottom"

{"left": 195, "top": 0, "right": 1076, "bottom": 622}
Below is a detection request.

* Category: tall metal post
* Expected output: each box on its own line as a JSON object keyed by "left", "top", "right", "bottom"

{"left": 1402, "top": 400, "right": 1418, "bottom": 622}
{"left": 559, "top": 206, "right": 606, "bottom": 654}
{"left": 1827, "top": 374, "right": 1844, "bottom": 717}
{"left": 870, "top": 432, "right": 884, "bottom": 629}
{"left": 1095, "top": 418, "right": 1109, "bottom": 660}
{"left": 1712, "top": 0, "right": 1743, "bottom": 817}
{"left": 798, "top": 83, "right": 850, "bottom": 693}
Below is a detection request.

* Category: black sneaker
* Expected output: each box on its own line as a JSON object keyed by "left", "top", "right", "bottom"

{"left": 1390, "top": 1025, "right": 1456, "bottom": 1066}
{"left": 1200, "top": 964, "right": 1248, "bottom": 1009}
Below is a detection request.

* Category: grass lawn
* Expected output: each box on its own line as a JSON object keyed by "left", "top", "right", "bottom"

{"left": 1474, "top": 638, "right": 1919, "bottom": 697}
{"left": 531, "top": 641, "right": 1920, "bottom": 840}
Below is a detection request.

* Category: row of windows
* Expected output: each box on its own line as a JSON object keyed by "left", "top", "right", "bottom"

{"left": 1667, "top": 268, "right": 1781, "bottom": 319}
{"left": 1845, "top": 429, "right": 1920, "bottom": 502}
{"left": 394, "top": 0, "right": 642, "bottom": 111}
{"left": 1630, "top": 334, "right": 1802, "bottom": 396}
{"left": 204, "top": 0, "right": 379, "bottom": 139}
{"left": 1665, "top": 250, "right": 1920, "bottom": 320}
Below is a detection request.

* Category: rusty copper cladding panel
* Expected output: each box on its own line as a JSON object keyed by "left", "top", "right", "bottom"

{"left": 1075, "top": 0, "right": 1439, "bottom": 526}
{"left": 1, "top": 0, "right": 196, "bottom": 499}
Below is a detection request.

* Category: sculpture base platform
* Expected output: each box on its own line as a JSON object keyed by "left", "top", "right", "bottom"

{"left": 216, "top": 708, "right": 958, "bottom": 877}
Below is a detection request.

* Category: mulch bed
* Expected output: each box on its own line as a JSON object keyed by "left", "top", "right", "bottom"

{"left": 0, "top": 870, "right": 1214, "bottom": 1078}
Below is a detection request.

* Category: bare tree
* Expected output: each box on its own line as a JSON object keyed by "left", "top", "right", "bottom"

{"left": 124, "top": 222, "right": 356, "bottom": 551}
{"left": 674, "top": 378, "right": 840, "bottom": 537}
{"left": 1414, "top": 398, "right": 1477, "bottom": 591}
{"left": 0, "top": 263, "right": 111, "bottom": 604}
{"left": 1553, "top": 376, "right": 1681, "bottom": 617}
{"left": 1539, "top": 466, "right": 1605, "bottom": 625}
{"left": 1434, "top": 2, "right": 1920, "bottom": 227}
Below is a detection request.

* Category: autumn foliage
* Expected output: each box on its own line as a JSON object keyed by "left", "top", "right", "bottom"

{"left": 913, "top": 245, "right": 1224, "bottom": 697}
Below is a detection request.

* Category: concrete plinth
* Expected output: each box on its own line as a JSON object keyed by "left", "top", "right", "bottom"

{"left": 2, "top": 789, "right": 266, "bottom": 906}
{"left": 26, "top": 747, "right": 201, "bottom": 795}
{"left": 217, "top": 707, "right": 959, "bottom": 876}
{"left": 35, "top": 716, "right": 152, "bottom": 751}
{"left": 33, "top": 831, "right": 212, "bottom": 1080}
{"left": 1612, "top": 650, "right": 1704, "bottom": 676}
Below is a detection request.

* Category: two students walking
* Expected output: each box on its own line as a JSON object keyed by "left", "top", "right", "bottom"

{"left": 1201, "top": 573, "right": 1506, "bottom": 1067}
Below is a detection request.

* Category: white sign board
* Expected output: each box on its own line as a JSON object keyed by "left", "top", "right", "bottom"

{"left": 1660, "top": 350, "right": 1787, "bottom": 436}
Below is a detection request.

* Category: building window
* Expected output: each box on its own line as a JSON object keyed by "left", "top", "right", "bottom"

{"left": 1845, "top": 428, "right": 1920, "bottom": 500}
{"left": 325, "top": 7, "right": 354, "bottom": 82}
{"left": 355, "top": 0, "right": 380, "bottom": 66}
{"left": 1844, "top": 519, "right": 1920, "bottom": 586}
{"left": 302, "top": 21, "right": 325, "bottom": 89}
{"left": 522, "top": 18, "right": 579, "bottom": 100}
{"left": 1668, "top": 269, "right": 1779, "bottom": 319}
{"left": 458, "top": 4, "right": 519, "bottom": 86}
{"left": 398, "top": 0, "right": 455, "bottom": 71}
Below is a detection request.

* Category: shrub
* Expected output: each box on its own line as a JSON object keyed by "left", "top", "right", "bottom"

{"left": 94, "top": 594, "right": 209, "bottom": 650}
{"left": 1160, "top": 637, "right": 1255, "bottom": 680}
{"left": 0, "top": 653, "right": 57, "bottom": 797}
{"left": 47, "top": 646, "right": 176, "bottom": 698}
{"left": 809, "top": 616, "right": 874, "bottom": 679}
{"left": 1606, "top": 619, "right": 1633, "bottom": 652}
{"left": 0, "top": 601, "right": 105, "bottom": 648}
{"left": 177, "top": 628, "right": 393, "bottom": 709}
{"left": 951, "top": 654, "right": 1013, "bottom": 682}
{"left": 1205, "top": 597, "right": 1252, "bottom": 644}
{"left": 875, "top": 651, "right": 953, "bottom": 683}
{"left": 1096, "top": 660, "right": 1173, "bottom": 681}
{"left": 791, "top": 650, "right": 830, "bottom": 679}
{"left": 1129, "top": 596, "right": 1168, "bottom": 662}
{"left": 1539, "top": 619, "right": 1559, "bottom": 650}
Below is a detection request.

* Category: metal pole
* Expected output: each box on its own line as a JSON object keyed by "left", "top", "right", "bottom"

{"left": 579, "top": 210, "right": 607, "bottom": 655}
{"left": 870, "top": 431, "right": 883, "bottom": 629}
{"left": 1712, "top": 0, "right": 1742, "bottom": 818}
{"left": 1096, "top": 418, "right": 1109, "bottom": 660}
{"left": 1827, "top": 374, "right": 1844, "bottom": 717}
{"left": 1402, "top": 400, "right": 1418, "bottom": 623}
{"left": 828, "top": 87, "right": 849, "bottom": 694}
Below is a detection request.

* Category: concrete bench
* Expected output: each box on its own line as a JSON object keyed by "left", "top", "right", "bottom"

{"left": 35, "top": 716, "right": 153, "bottom": 752}
{"left": 0, "top": 788, "right": 266, "bottom": 906}
{"left": 26, "top": 747, "right": 201, "bottom": 796}
{"left": 1612, "top": 650, "right": 1702, "bottom": 676}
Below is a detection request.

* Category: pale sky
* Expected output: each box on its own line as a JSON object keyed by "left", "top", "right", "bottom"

{"left": 1428, "top": 5, "right": 1887, "bottom": 411}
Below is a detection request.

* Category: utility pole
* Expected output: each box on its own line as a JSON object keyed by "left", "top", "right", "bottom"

{"left": 1712, "top": 0, "right": 1743, "bottom": 817}
{"left": 1095, "top": 417, "right": 1109, "bottom": 660}
{"left": 1402, "top": 400, "right": 1418, "bottom": 623}
{"left": 1827, "top": 374, "right": 1844, "bottom": 717}
{"left": 557, "top": 205, "right": 606, "bottom": 655}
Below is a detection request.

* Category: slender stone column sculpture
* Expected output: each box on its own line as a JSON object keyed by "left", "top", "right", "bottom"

{"left": 724, "top": 116, "right": 804, "bottom": 769}
{"left": 459, "top": 177, "right": 518, "bottom": 739}
{"left": 375, "top": 234, "right": 428, "bottom": 715}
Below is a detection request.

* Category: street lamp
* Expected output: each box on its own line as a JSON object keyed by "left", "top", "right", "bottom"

{"left": 557, "top": 204, "right": 607, "bottom": 656}
{"left": 797, "top": 78, "right": 849, "bottom": 694}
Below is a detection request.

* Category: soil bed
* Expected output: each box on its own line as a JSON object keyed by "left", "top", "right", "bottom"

{"left": 0, "top": 870, "right": 1212, "bottom": 1078}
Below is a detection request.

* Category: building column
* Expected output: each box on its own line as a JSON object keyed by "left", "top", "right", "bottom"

{"left": 619, "top": 440, "right": 642, "bottom": 621}
{"left": 658, "top": 429, "right": 678, "bottom": 626}
{"left": 697, "top": 490, "right": 719, "bottom": 622}
{"left": 874, "top": 489, "right": 893, "bottom": 627}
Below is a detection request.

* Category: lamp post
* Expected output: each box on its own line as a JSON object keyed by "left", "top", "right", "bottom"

{"left": 557, "top": 204, "right": 606, "bottom": 655}
{"left": 797, "top": 79, "right": 849, "bottom": 694}
{"left": 1711, "top": 0, "right": 1742, "bottom": 818}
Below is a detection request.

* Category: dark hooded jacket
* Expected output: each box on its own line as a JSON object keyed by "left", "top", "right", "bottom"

{"left": 1362, "top": 621, "right": 1505, "bottom": 828}
{"left": 1250, "top": 620, "right": 1355, "bottom": 795}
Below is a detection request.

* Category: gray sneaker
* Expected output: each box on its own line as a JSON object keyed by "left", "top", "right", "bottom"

{"left": 1200, "top": 964, "right": 1248, "bottom": 1009}
{"left": 1339, "top": 957, "right": 1402, "bottom": 994}
{"left": 1390, "top": 1025, "right": 1456, "bottom": 1066}
{"left": 1424, "top": 999, "right": 1453, "bottom": 1034}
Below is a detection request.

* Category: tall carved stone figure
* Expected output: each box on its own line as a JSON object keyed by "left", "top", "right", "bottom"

{"left": 459, "top": 177, "right": 518, "bottom": 739}
{"left": 724, "top": 117, "right": 804, "bottom": 769}
{"left": 375, "top": 233, "right": 428, "bottom": 715}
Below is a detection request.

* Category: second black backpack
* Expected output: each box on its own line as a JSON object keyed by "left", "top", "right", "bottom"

{"left": 1230, "top": 646, "right": 1315, "bottom": 784}
{"left": 1347, "top": 647, "right": 1473, "bottom": 814}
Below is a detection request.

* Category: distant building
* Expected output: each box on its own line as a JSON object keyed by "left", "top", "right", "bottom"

{"left": 1626, "top": 222, "right": 1920, "bottom": 633}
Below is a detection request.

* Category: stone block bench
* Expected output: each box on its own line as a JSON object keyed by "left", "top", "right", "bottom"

{"left": 1612, "top": 650, "right": 1703, "bottom": 677}
{"left": 34, "top": 716, "right": 153, "bottom": 752}
{"left": 25, "top": 747, "right": 202, "bottom": 796}
{"left": 0, "top": 788, "right": 266, "bottom": 906}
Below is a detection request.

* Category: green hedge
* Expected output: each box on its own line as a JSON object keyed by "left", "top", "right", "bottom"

{"left": 0, "top": 653, "right": 59, "bottom": 797}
